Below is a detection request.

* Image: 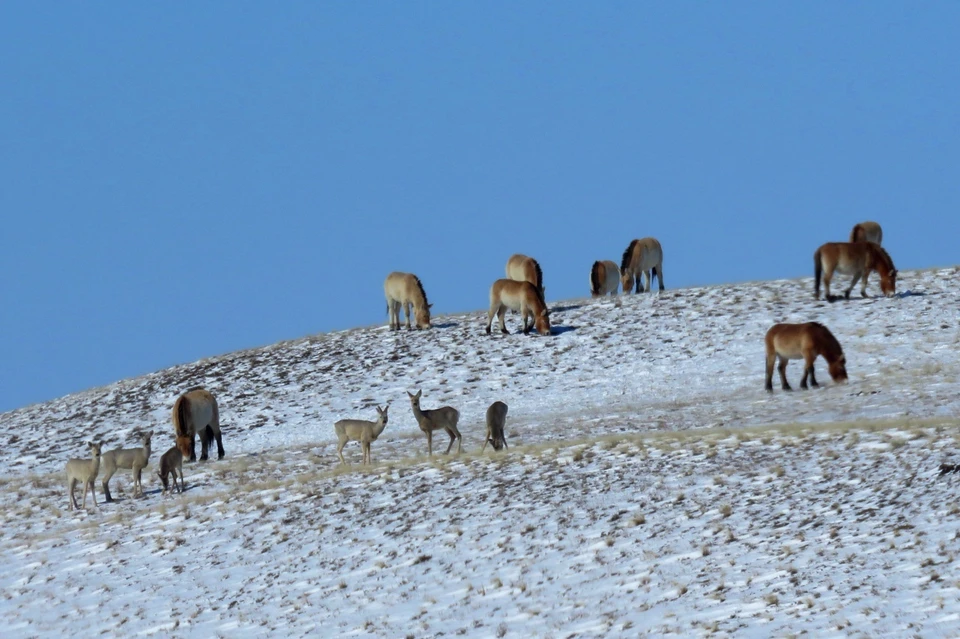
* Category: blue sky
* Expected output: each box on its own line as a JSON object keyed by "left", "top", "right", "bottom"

{"left": 1, "top": 3, "right": 958, "bottom": 413}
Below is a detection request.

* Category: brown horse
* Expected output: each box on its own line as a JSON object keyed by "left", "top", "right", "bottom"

{"left": 486, "top": 279, "right": 551, "bottom": 336}
{"left": 765, "top": 322, "right": 848, "bottom": 391}
{"left": 620, "top": 237, "right": 664, "bottom": 293}
{"left": 505, "top": 254, "right": 545, "bottom": 299}
{"left": 814, "top": 241, "right": 897, "bottom": 300}
{"left": 849, "top": 221, "right": 883, "bottom": 245}
{"left": 172, "top": 388, "right": 224, "bottom": 462}
{"left": 384, "top": 272, "right": 432, "bottom": 330}
{"left": 590, "top": 260, "right": 620, "bottom": 297}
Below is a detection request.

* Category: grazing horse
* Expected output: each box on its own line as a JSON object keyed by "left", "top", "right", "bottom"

{"left": 384, "top": 272, "right": 432, "bottom": 330}
{"left": 620, "top": 237, "right": 664, "bottom": 293}
{"left": 849, "top": 221, "right": 883, "bottom": 245}
{"left": 505, "top": 254, "right": 545, "bottom": 299}
{"left": 765, "top": 322, "right": 848, "bottom": 391}
{"left": 486, "top": 279, "right": 551, "bottom": 336}
{"left": 590, "top": 260, "right": 620, "bottom": 297}
{"left": 814, "top": 241, "right": 897, "bottom": 301}
{"left": 172, "top": 388, "right": 224, "bottom": 462}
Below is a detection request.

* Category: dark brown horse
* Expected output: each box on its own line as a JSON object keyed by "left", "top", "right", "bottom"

{"left": 765, "top": 322, "right": 848, "bottom": 391}
{"left": 814, "top": 241, "right": 896, "bottom": 300}
{"left": 849, "top": 221, "right": 882, "bottom": 245}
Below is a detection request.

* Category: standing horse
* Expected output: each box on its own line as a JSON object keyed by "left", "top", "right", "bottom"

{"left": 384, "top": 272, "right": 432, "bottom": 330}
{"left": 849, "top": 221, "right": 883, "bottom": 245}
{"left": 589, "top": 260, "right": 620, "bottom": 297}
{"left": 486, "top": 279, "right": 551, "bottom": 336}
{"left": 814, "top": 241, "right": 897, "bottom": 300}
{"left": 172, "top": 388, "right": 224, "bottom": 462}
{"left": 620, "top": 237, "right": 664, "bottom": 293}
{"left": 505, "top": 254, "right": 545, "bottom": 299}
{"left": 765, "top": 322, "right": 848, "bottom": 391}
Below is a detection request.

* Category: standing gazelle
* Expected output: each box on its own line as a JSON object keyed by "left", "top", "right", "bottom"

{"left": 65, "top": 442, "right": 103, "bottom": 511}
{"left": 407, "top": 390, "right": 462, "bottom": 456}
{"left": 101, "top": 430, "right": 153, "bottom": 502}
{"left": 334, "top": 404, "right": 390, "bottom": 465}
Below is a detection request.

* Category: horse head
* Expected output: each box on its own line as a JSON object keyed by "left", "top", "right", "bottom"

{"left": 829, "top": 354, "right": 849, "bottom": 383}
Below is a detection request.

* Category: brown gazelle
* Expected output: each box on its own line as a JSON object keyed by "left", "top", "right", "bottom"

{"left": 765, "top": 322, "right": 848, "bottom": 392}
{"left": 157, "top": 446, "right": 184, "bottom": 495}
{"left": 590, "top": 260, "right": 620, "bottom": 297}
{"left": 486, "top": 279, "right": 551, "bottom": 336}
{"left": 620, "top": 237, "right": 664, "bottom": 293}
{"left": 65, "top": 442, "right": 103, "bottom": 511}
{"left": 100, "top": 430, "right": 153, "bottom": 502}
{"left": 505, "top": 253, "right": 545, "bottom": 299}
{"left": 172, "top": 388, "right": 224, "bottom": 462}
{"left": 384, "top": 272, "right": 432, "bottom": 330}
{"left": 814, "top": 241, "right": 897, "bottom": 300}
{"left": 407, "top": 390, "right": 462, "bottom": 456}
{"left": 334, "top": 404, "right": 389, "bottom": 465}
{"left": 482, "top": 401, "right": 509, "bottom": 452}
{"left": 849, "top": 221, "right": 883, "bottom": 245}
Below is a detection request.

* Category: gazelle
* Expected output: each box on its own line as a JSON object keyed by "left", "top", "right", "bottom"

{"left": 334, "top": 404, "right": 390, "bottom": 465}
{"left": 65, "top": 442, "right": 102, "bottom": 511}
{"left": 482, "top": 401, "right": 509, "bottom": 452}
{"left": 157, "top": 446, "right": 184, "bottom": 495}
{"left": 407, "top": 390, "right": 461, "bottom": 456}
{"left": 101, "top": 430, "right": 153, "bottom": 502}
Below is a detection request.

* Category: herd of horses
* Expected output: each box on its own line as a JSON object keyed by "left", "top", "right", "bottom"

{"left": 64, "top": 221, "right": 898, "bottom": 502}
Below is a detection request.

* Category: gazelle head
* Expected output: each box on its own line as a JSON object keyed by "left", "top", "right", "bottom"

{"left": 407, "top": 390, "right": 422, "bottom": 411}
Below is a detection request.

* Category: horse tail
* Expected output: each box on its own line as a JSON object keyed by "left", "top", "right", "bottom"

{"left": 533, "top": 260, "right": 543, "bottom": 293}
{"left": 814, "top": 247, "right": 823, "bottom": 298}
{"left": 651, "top": 265, "right": 658, "bottom": 278}
{"left": 850, "top": 224, "right": 862, "bottom": 243}
{"left": 590, "top": 261, "right": 602, "bottom": 295}
{"left": 620, "top": 240, "right": 638, "bottom": 274}
{"left": 173, "top": 394, "right": 189, "bottom": 437}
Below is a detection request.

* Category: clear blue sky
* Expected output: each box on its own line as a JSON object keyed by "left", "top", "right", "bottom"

{"left": 1, "top": 3, "right": 958, "bottom": 413}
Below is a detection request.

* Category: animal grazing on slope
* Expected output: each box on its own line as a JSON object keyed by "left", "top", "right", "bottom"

{"left": 407, "top": 390, "right": 462, "bottom": 456}
{"left": 157, "top": 446, "right": 184, "bottom": 495}
{"left": 765, "top": 322, "right": 848, "bottom": 392}
{"left": 814, "top": 241, "right": 897, "bottom": 301}
{"left": 505, "top": 254, "right": 545, "bottom": 299}
{"left": 620, "top": 237, "right": 665, "bottom": 293}
{"left": 486, "top": 279, "right": 551, "bottom": 336}
{"left": 849, "top": 221, "right": 883, "bottom": 245}
{"left": 172, "top": 388, "right": 225, "bottom": 462}
{"left": 101, "top": 430, "right": 153, "bottom": 502}
{"left": 65, "top": 442, "right": 103, "bottom": 511}
{"left": 334, "top": 404, "right": 390, "bottom": 465}
{"left": 384, "top": 271, "right": 432, "bottom": 330}
{"left": 483, "top": 401, "right": 509, "bottom": 452}
{"left": 590, "top": 260, "right": 620, "bottom": 297}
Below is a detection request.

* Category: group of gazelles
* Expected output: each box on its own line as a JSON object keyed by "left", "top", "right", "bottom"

{"left": 65, "top": 222, "right": 897, "bottom": 503}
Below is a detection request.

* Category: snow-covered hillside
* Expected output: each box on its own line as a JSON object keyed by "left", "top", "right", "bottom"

{"left": 2, "top": 267, "right": 959, "bottom": 637}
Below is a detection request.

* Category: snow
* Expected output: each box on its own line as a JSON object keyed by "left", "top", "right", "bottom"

{"left": 1, "top": 267, "right": 960, "bottom": 637}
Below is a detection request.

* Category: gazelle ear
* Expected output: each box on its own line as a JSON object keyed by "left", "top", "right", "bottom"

{"left": 415, "top": 389, "right": 422, "bottom": 398}
{"left": 407, "top": 391, "right": 414, "bottom": 398}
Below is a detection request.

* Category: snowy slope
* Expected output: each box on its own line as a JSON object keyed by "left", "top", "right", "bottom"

{"left": 1, "top": 267, "right": 959, "bottom": 637}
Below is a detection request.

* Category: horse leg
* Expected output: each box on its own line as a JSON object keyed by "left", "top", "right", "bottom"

{"left": 844, "top": 273, "right": 861, "bottom": 300}
{"left": 498, "top": 305, "right": 509, "bottom": 334}
{"left": 656, "top": 263, "right": 664, "bottom": 291}
{"left": 823, "top": 267, "right": 834, "bottom": 301}
{"left": 805, "top": 351, "right": 819, "bottom": 388}
{"left": 101, "top": 468, "right": 115, "bottom": 503}
{"left": 860, "top": 269, "right": 871, "bottom": 297}
{"left": 521, "top": 304, "right": 531, "bottom": 334}
{"left": 765, "top": 352, "right": 776, "bottom": 392}
{"left": 214, "top": 430, "right": 225, "bottom": 460}
{"left": 199, "top": 427, "right": 210, "bottom": 462}
{"left": 189, "top": 437, "right": 197, "bottom": 463}
{"left": 404, "top": 302, "right": 412, "bottom": 329}
{"left": 778, "top": 356, "right": 792, "bottom": 391}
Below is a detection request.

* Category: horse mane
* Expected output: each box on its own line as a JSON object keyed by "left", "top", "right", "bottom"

{"left": 590, "top": 261, "right": 602, "bottom": 295}
{"left": 876, "top": 245, "right": 894, "bottom": 269}
{"left": 809, "top": 322, "right": 844, "bottom": 360}
{"left": 532, "top": 259, "right": 543, "bottom": 291}
{"left": 413, "top": 275, "right": 429, "bottom": 307}
{"left": 620, "top": 240, "right": 639, "bottom": 273}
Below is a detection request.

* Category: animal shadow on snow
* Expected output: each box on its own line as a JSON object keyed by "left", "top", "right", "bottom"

{"left": 550, "top": 325, "right": 578, "bottom": 335}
